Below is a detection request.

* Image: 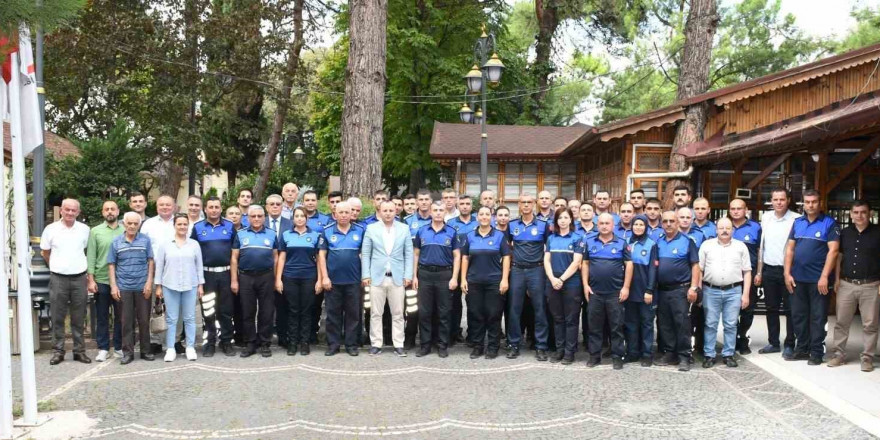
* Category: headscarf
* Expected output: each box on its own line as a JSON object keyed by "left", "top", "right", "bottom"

{"left": 630, "top": 215, "right": 649, "bottom": 243}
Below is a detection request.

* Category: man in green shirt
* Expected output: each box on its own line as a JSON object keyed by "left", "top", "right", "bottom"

{"left": 87, "top": 200, "right": 125, "bottom": 362}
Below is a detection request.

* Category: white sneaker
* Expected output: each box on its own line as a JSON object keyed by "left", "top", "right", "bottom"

{"left": 164, "top": 348, "right": 176, "bottom": 362}
{"left": 95, "top": 350, "right": 109, "bottom": 362}
{"left": 113, "top": 350, "right": 124, "bottom": 359}
{"left": 185, "top": 347, "right": 197, "bottom": 361}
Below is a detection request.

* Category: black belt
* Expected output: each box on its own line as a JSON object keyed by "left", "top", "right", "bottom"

{"left": 841, "top": 277, "right": 880, "bottom": 286}
{"left": 418, "top": 265, "right": 452, "bottom": 272}
{"left": 512, "top": 262, "right": 543, "bottom": 269}
{"left": 239, "top": 268, "right": 273, "bottom": 275}
{"left": 659, "top": 282, "right": 690, "bottom": 291}
{"left": 703, "top": 281, "right": 743, "bottom": 290}
{"left": 51, "top": 271, "right": 86, "bottom": 277}
{"left": 385, "top": 271, "right": 392, "bottom": 277}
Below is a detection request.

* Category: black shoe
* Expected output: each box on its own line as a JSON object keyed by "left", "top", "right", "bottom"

{"left": 485, "top": 349, "right": 499, "bottom": 359}
{"left": 73, "top": 353, "right": 92, "bottom": 364}
{"left": 678, "top": 359, "right": 691, "bottom": 372}
{"left": 550, "top": 351, "right": 565, "bottom": 363}
{"left": 346, "top": 347, "right": 359, "bottom": 357}
{"left": 586, "top": 357, "right": 601, "bottom": 368}
{"left": 240, "top": 346, "right": 257, "bottom": 358}
{"left": 470, "top": 347, "right": 485, "bottom": 359}
{"left": 203, "top": 345, "right": 216, "bottom": 358}
{"left": 221, "top": 343, "right": 236, "bottom": 357}
{"left": 808, "top": 356, "right": 823, "bottom": 366}
{"left": 454, "top": 333, "right": 465, "bottom": 344}
{"left": 723, "top": 356, "right": 738, "bottom": 368}
{"left": 261, "top": 346, "right": 272, "bottom": 357}
{"left": 288, "top": 344, "right": 299, "bottom": 356}
{"left": 738, "top": 346, "right": 752, "bottom": 355}
{"left": 300, "top": 344, "right": 310, "bottom": 356}
{"left": 506, "top": 347, "right": 520, "bottom": 359}
{"left": 234, "top": 340, "right": 247, "bottom": 348}
{"left": 612, "top": 357, "right": 623, "bottom": 370}
{"left": 601, "top": 346, "right": 612, "bottom": 358}
{"left": 561, "top": 355, "right": 574, "bottom": 365}
{"left": 325, "top": 346, "right": 340, "bottom": 356}
{"left": 49, "top": 353, "right": 64, "bottom": 365}
{"left": 415, "top": 347, "right": 431, "bottom": 357}
{"left": 404, "top": 340, "right": 415, "bottom": 351}
{"left": 140, "top": 352, "right": 155, "bottom": 361}
{"left": 438, "top": 347, "right": 449, "bottom": 358}
{"left": 278, "top": 339, "right": 289, "bottom": 349}
{"left": 787, "top": 351, "right": 811, "bottom": 361}
{"left": 174, "top": 342, "right": 185, "bottom": 354}
{"left": 654, "top": 353, "right": 669, "bottom": 366}
{"left": 659, "top": 352, "right": 679, "bottom": 366}
{"left": 536, "top": 350, "right": 548, "bottom": 362}
{"left": 702, "top": 358, "right": 716, "bottom": 368}
{"left": 369, "top": 346, "right": 382, "bottom": 356}
{"left": 640, "top": 356, "right": 652, "bottom": 367}
{"left": 758, "top": 344, "right": 781, "bottom": 354}
{"left": 120, "top": 353, "right": 134, "bottom": 365}
{"left": 151, "top": 343, "right": 164, "bottom": 355}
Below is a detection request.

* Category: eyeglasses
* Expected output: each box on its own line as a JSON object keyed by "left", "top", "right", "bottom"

{"left": 661, "top": 219, "right": 676, "bottom": 224}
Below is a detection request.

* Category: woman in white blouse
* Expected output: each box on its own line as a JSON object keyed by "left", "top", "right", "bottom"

{"left": 155, "top": 214, "right": 205, "bottom": 362}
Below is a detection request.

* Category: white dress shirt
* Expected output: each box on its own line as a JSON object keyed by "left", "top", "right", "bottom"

{"left": 382, "top": 222, "right": 396, "bottom": 273}
{"left": 759, "top": 209, "right": 800, "bottom": 266}
{"left": 699, "top": 238, "right": 752, "bottom": 286}
{"left": 269, "top": 216, "right": 283, "bottom": 238}
{"left": 40, "top": 220, "right": 90, "bottom": 274}
{"left": 140, "top": 215, "right": 176, "bottom": 256}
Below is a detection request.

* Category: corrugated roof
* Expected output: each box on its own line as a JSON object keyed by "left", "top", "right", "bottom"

{"left": 430, "top": 122, "right": 592, "bottom": 159}
{"left": 2, "top": 121, "right": 79, "bottom": 160}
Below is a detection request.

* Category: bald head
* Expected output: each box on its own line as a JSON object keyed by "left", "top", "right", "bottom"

{"left": 597, "top": 212, "right": 615, "bottom": 236}
{"left": 715, "top": 217, "right": 733, "bottom": 242}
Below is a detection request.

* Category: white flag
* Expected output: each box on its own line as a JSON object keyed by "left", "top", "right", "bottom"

{"left": 15, "top": 26, "right": 42, "bottom": 155}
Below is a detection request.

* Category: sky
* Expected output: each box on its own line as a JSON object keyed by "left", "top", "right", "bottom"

{"left": 777, "top": 0, "right": 864, "bottom": 38}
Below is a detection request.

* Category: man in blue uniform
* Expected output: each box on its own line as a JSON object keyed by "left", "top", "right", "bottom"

{"left": 403, "top": 189, "right": 434, "bottom": 349}
{"left": 672, "top": 185, "right": 692, "bottom": 210}
{"left": 615, "top": 203, "right": 635, "bottom": 240}
{"left": 584, "top": 213, "right": 633, "bottom": 369}
{"left": 677, "top": 207, "right": 705, "bottom": 248}
{"left": 784, "top": 190, "right": 840, "bottom": 365}
{"left": 363, "top": 190, "right": 388, "bottom": 226}
{"left": 645, "top": 198, "right": 665, "bottom": 242}
{"left": 447, "top": 194, "right": 477, "bottom": 344}
{"left": 413, "top": 202, "right": 460, "bottom": 357}
{"left": 575, "top": 202, "right": 598, "bottom": 236}
{"left": 693, "top": 198, "right": 716, "bottom": 239}
{"left": 231, "top": 205, "right": 279, "bottom": 358}
{"left": 319, "top": 201, "right": 365, "bottom": 356}
{"left": 237, "top": 189, "right": 253, "bottom": 228}
{"left": 629, "top": 189, "right": 646, "bottom": 215}
{"left": 729, "top": 198, "right": 762, "bottom": 355}
{"left": 190, "top": 197, "right": 237, "bottom": 357}
{"left": 676, "top": 206, "right": 705, "bottom": 356}
{"left": 537, "top": 190, "right": 555, "bottom": 222}
{"left": 507, "top": 193, "right": 551, "bottom": 360}
{"left": 655, "top": 211, "right": 701, "bottom": 371}
{"left": 302, "top": 190, "right": 331, "bottom": 232}
{"left": 593, "top": 190, "right": 620, "bottom": 227}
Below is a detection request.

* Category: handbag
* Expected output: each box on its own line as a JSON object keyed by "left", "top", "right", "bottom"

{"left": 150, "top": 297, "right": 167, "bottom": 333}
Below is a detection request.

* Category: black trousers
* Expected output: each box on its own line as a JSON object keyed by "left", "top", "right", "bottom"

{"left": 691, "top": 303, "right": 704, "bottom": 356}
{"left": 736, "top": 272, "right": 757, "bottom": 350}
{"left": 587, "top": 294, "right": 624, "bottom": 359}
{"left": 275, "top": 290, "right": 289, "bottom": 345}
{"left": 657, "top": 287, "right": 692, "bottom": 358}
{"left": 239, "top": 270, "right": 275, "bottom": 347}
{"left": 547, "top": 282, "right": 582, "bottom": 356}
{"left": 311, "top": 292, "right": 324, "bottom": 343}
{"left": 203, "top": 270, "right": 234, "bottom": 345}
{"left": 792, "top": 282, "right": 829, "bottom": 358}
{"left": 283, "top": 276, "right": 317, "bottom": 345}
{"left": 326, "top": 283, "right": 361, "bottom": 349}
{"left": 418, "top": 269, "right": 452, "bottom": 349}
{"left": 119, "top": 289, "right": 151, "bottom": 355}
{"left": 450, "top": 288, "right": 464, "bottom": 342}
{"left": 624, "top": 301, "right": 655, "bottom": 358}
{"left": 466, "top": 282, "right": 504, "bottom": 351}
{"left": 233, "top": 289, "right": 245, "bottom": 345}
{"left": 763, "top": 265, "right": 795, "bottom": 348}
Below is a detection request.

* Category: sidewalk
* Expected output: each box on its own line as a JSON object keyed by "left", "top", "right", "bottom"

{"left": 735, "top": 314, "right": 880, "bottom": 436}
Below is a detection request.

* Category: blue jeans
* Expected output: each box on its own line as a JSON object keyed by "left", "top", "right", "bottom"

{"left": 507, "top": 266, "right": 549, "bottom": 350}
{"left": 702, "top": 285, "right": 742, "bottom": 358}
{"left": 95, "top": 283, "right": 121, "bottom": 351}
{"left": 163, "top": 287, "right": 198, "bottom": 348}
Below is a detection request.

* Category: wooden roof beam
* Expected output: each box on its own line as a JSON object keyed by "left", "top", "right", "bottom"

{"left": 822, "top": 134, "right": 880, "bottom": 196}
{"left": 745, "top": 153, "right": 792, "bottom": 190}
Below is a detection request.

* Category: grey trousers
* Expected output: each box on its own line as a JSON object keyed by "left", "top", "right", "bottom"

{"left": 49, "top": 272, "right": 89, "bottom": 355}
{"left": 120, "top": 290, "right": 152, "bottom": 355}
{"left": 830, "top": 280, "right": 880, "bottom": 359}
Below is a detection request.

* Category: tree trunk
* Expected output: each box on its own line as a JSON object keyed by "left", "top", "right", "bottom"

{"left": 531, "top": 0, "right": 559, "bottom": 124}
{"left": 253, "top": 0, "right": 304, "bottom": 202}
{"left": 407, "top": 0, "right": 427, "bottom": 192}
{"left": 341, "top": 0, "right": 387, "bottom": 198}
{"left": 158, "top": 160, "right": 185, "bottom": 198}
{"left": 665, "top": 0, "right": 718, "bottom": 206}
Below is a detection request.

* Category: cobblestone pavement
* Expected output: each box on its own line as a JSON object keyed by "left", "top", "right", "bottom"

{"left": 11, "top": 345, "right": 877, "bottom": 439}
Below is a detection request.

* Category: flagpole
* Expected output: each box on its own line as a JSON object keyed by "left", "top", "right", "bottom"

{"left": 8, "top": 51, "right": 39, "bottom": 426}
{"left": 0, "top": 84, "right": 14, "bottom": 439}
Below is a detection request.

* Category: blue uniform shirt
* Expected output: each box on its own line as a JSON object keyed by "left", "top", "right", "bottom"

{"left": 648, "top": 224, "right": 665, "bottom": 242}
{"left": 363, "top": 215, "right": 381, "bottom": 226}
{"left": 627, "top": 235, "right": 659, "bottom": 303}
{"left": 574, "top": 221, "right": 598, "bottom": 235}
{"left": 190, "top": 218, "right": 235, "bottom": 267}
{"left": 615, "top": 224, "right": 634, "bottom": 241}
{"left": 461, "top": 227, "right": 510, "bottom": 284}
{"left": 683, "top": 228, "right": 706, "bottom": 249}
{"left": 596, "top": 212, "right": 621, "bottom": 228}
{"left": 232, "top": 226, "right": 278, "bottom": 272}
{"left": 240, "top": 211, "right": 250, "bottom": 228}
{"left": 318, "top": 223, "right": 364, "bottom": 284}
{"left": 108, "top": 233, "right": 153, "bottom": 291}
{"left": 694, "top": 220, "right": 717, "bottom": 239}
{"left": 447, "top": 214, "right": 479, "bottom": 239}
{"left": 414, "top": 223, "right": 460, "bottom": 267}
{"left": 584, "top": 234, "right": 630, "bottom": 294}
{"left": 655, "top": 232, "right": 699, "bottom": 288}
{"left": 546, "top": 231, "right": 586, "bottom": 287}
{"left": 279, "top": 228, "right": 321, "bottom": 279}
{"left": 789, "top": 213, "right": 840, "bottom": 283}
{"left": 536, "top": 210, "right": 554, "bottom": 223}
{"left": 508, "top": 217, "right": 551, "bottom": 264}
{"left": 404, "top": 213, "right": 432, "bottom": 239}
{"left": 731, "top": 219, "right": 761, "bottom": 269}
{"left": 306, "top": 211, "right": 332, "bottom": 231}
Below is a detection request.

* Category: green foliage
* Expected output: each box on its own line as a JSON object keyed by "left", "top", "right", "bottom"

{"left": 45, "top": 121, "right": 151, "bottom": 225}
{"left": 0, "top": 0, "right": 84, "bottom": 40}
{"left": 834, "top": 7, "right": 880, "bottom": 54}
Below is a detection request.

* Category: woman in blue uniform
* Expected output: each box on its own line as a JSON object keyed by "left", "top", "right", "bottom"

{"left": 544, "top": 208, "right": 586, "bottom": 364}
{"left": 624, "top": 215, "right": 659, "bottom": 367}
{"left": 275, "top": 207, "right": 322, "bottom": 356}
{"left": 460, "top": 206, "right": 511, "bottom": 360}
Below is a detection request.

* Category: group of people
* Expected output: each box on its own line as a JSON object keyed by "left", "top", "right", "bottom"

{"left": 40, "top": 182, "right": 880, "bottom": 372}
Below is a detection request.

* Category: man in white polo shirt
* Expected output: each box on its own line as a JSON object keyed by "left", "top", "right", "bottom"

{"left": 40, "top": 198, "right": 92, "bottom": 365}
{"left": 140, "top": 194, "right": 178, "bottom": 353}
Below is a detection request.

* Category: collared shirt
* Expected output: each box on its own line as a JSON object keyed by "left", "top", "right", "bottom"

{"left": 731, "top": 219, "right": 761, "bottom": 269}
{"left": 461, "top": 227, "right": 509, "bottom": 284}
{"left": 788, "top": 213, "right": 840, "bottom": 283}
{"left": 595, "top": 211, "right": 621, "bottom": 227}
{"left": 444, "top": 209, "right": 460, "bottom": 222}
{"left": 404, "top": 212, "right": 432, "bottom": 238}
{"left": 108, "top": 233, "right": 153, "bottom": 290}
{"left": 647, "top": 223, "right": 665, "bottom": 242}
{"left": 86, "top": 221, "right": 124, "bottom": 283}
{"left": 267, "top": 215, "right": 287, "bottom": 239}
{"left": 382, "top": 222, "right": 396, "bottom": 272}
{"left": 583, "top": 234, "right": 630, "bottom": 294}
{"left": 536, "top": 210, "right": 554, "bottom": 223}
{"left": 760, "top": 209, "right": 800, "bottom": 266}
{"left": 699, "top": 238, "right": 751, "bottom": 286}
{"left": 233, "top": 226, "right": 278, "bottom": 272}
{"left": 508, "top": 216, "right": 551, "bottom": 264}
{"left": 656, "top": 232, "right": 699, "bottom": 288}
{"left": 305, "top": 211, "right": 331, "bottom": 231}
{"left": 614, "top": 224, "right": 633, "bottom": 241}
{"left": 628, "top": 235, "right": 659, "bottom": 302}
{"left": 40, "top": 220, "right": 90, "bottom": 274}
{"left": 154, "top": 238, "right": 204, "bottom": 291}
{"left": 681, "top": 227, "right": 705, "bottom": 249}
{"left": 190, "top": 218, "right": 235, "bottom": 268}
{"left": 281, "top": 202, "right": 300, "bottom": 220}
{"left": 839, "top": 223, "right": 880, "bottom": 280}
{"left": 363, "top": 215, "right": 381, "bottom": 226}
{"left": 546, "top": 231, "right": 586, "bottom": 287}
{"left": 574, "top": 221, "right": 598, "bottom": 235}
{"left": 140, "top": 215, "right": 176, "bottom": 256}
{"left": 694, "top": 220, "right": 717, "bottom": 239}
{"left": 447, "top": 214, "right": 478, "bottom": 239}
{"left": 318, "top": 223, "right": 364, "bottom": 284}
{"left": 279, "top": 227, "right": 321, "bottom": 279}
{"left": 240, "top": 210, "right": 251, "bottom": 228}
{"left": 414, "top": 223, "right": 460, "bottom": 266}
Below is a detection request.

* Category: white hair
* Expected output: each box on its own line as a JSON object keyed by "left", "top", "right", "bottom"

{"left": 347, "top": 197, "right": 362, "bottom": 208}
{"left": 248, "top": 205, "right": 265, "bottom": 215}
{"left": 123, "top": 211, "right": 142, "bottom": 224}
{"left": 266, "top": 194, "right": 283, "bottom": 204}
{"left": 336, "top": 201, "right": 351, "bottom": 212}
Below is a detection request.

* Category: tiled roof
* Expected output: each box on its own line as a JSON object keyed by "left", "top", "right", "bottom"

{"left": 430, "top": 122, "right": 592, "bottom": 158}
{"left": 2, "top": 121, "right": 78, "bottom": 159}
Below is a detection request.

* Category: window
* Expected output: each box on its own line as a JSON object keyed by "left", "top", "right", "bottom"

{"left": 464, "top": 162, "right": 499, "bottom": 197}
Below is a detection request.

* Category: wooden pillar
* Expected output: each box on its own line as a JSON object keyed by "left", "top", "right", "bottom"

{"left": 729, "top": 158, "right": 747, "bottom": 201}
{"left": 815, "top": 151, "right": 828, "bottom": 207}
{"left": 622, "top": 140, "right": 634, "bottom": 201}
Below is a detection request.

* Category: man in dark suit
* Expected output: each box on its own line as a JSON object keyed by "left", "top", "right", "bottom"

{"left": 266, "top": 194, "right": 294, "bottom": 347}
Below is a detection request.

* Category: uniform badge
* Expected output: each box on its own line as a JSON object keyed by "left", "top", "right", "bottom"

{"left": 568, "top": 244, "right": 574, "bottom": 250}
{"left": 306, "top": 237, "right": 312, "bottom": 242}
{"left": 243, "top": 238, "right": 250, "bottom": 246}
{"left": 411, "top": 223, "right": 418, "bottom": 229}
{"left": 815, "top": 231, "right": 821, "bottom": 238}
{"left": 531, "top": 228, "right": 538, "bottom": 236}
{"left": 590, "top": 247, "right": 597, "bottom": 253}
{"left": 421, "top": 238, "right": 427, "bottom": 246}
{"left": 513, "top": 228, "right": 520, "bottom": 235}
{"left": 330, "top": 235, "right": 338, "bottom": 243}
{"left": 264, "top": 239, "right": 270, "bottom": 246}
{"left": 611, "top": 248, "right": 617, "bottom": 254}
{"left": 488, "top": 240, "right": 494, "bottom": 246}
{"left": 444, "top": 238, "right": 451, "bottom": 245}
{"left": 641, "top": 249, "right": 648, "bottom": 256}
{"left": 201, "top": 230, "right": 207, "bottom": 236}
{"left": 672, "top": 247, "right": 678, "bottom": 254}
{"left": 222, "top": 229, "right": 228, "bottom": 235}
{"left": 353, "top": 234, "right": 360, "bottom": 241}
{"left": 744, "top": 234, "right": 750, "bottom": 241}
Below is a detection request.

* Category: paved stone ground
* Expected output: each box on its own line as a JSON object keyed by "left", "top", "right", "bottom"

{"left": 10, "top": 344, "right": 877, "bottom": 439}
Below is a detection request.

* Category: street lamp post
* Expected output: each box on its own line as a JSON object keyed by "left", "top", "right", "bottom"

{"left": 459, "top": 26, "right": 503, "bottom": 192}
